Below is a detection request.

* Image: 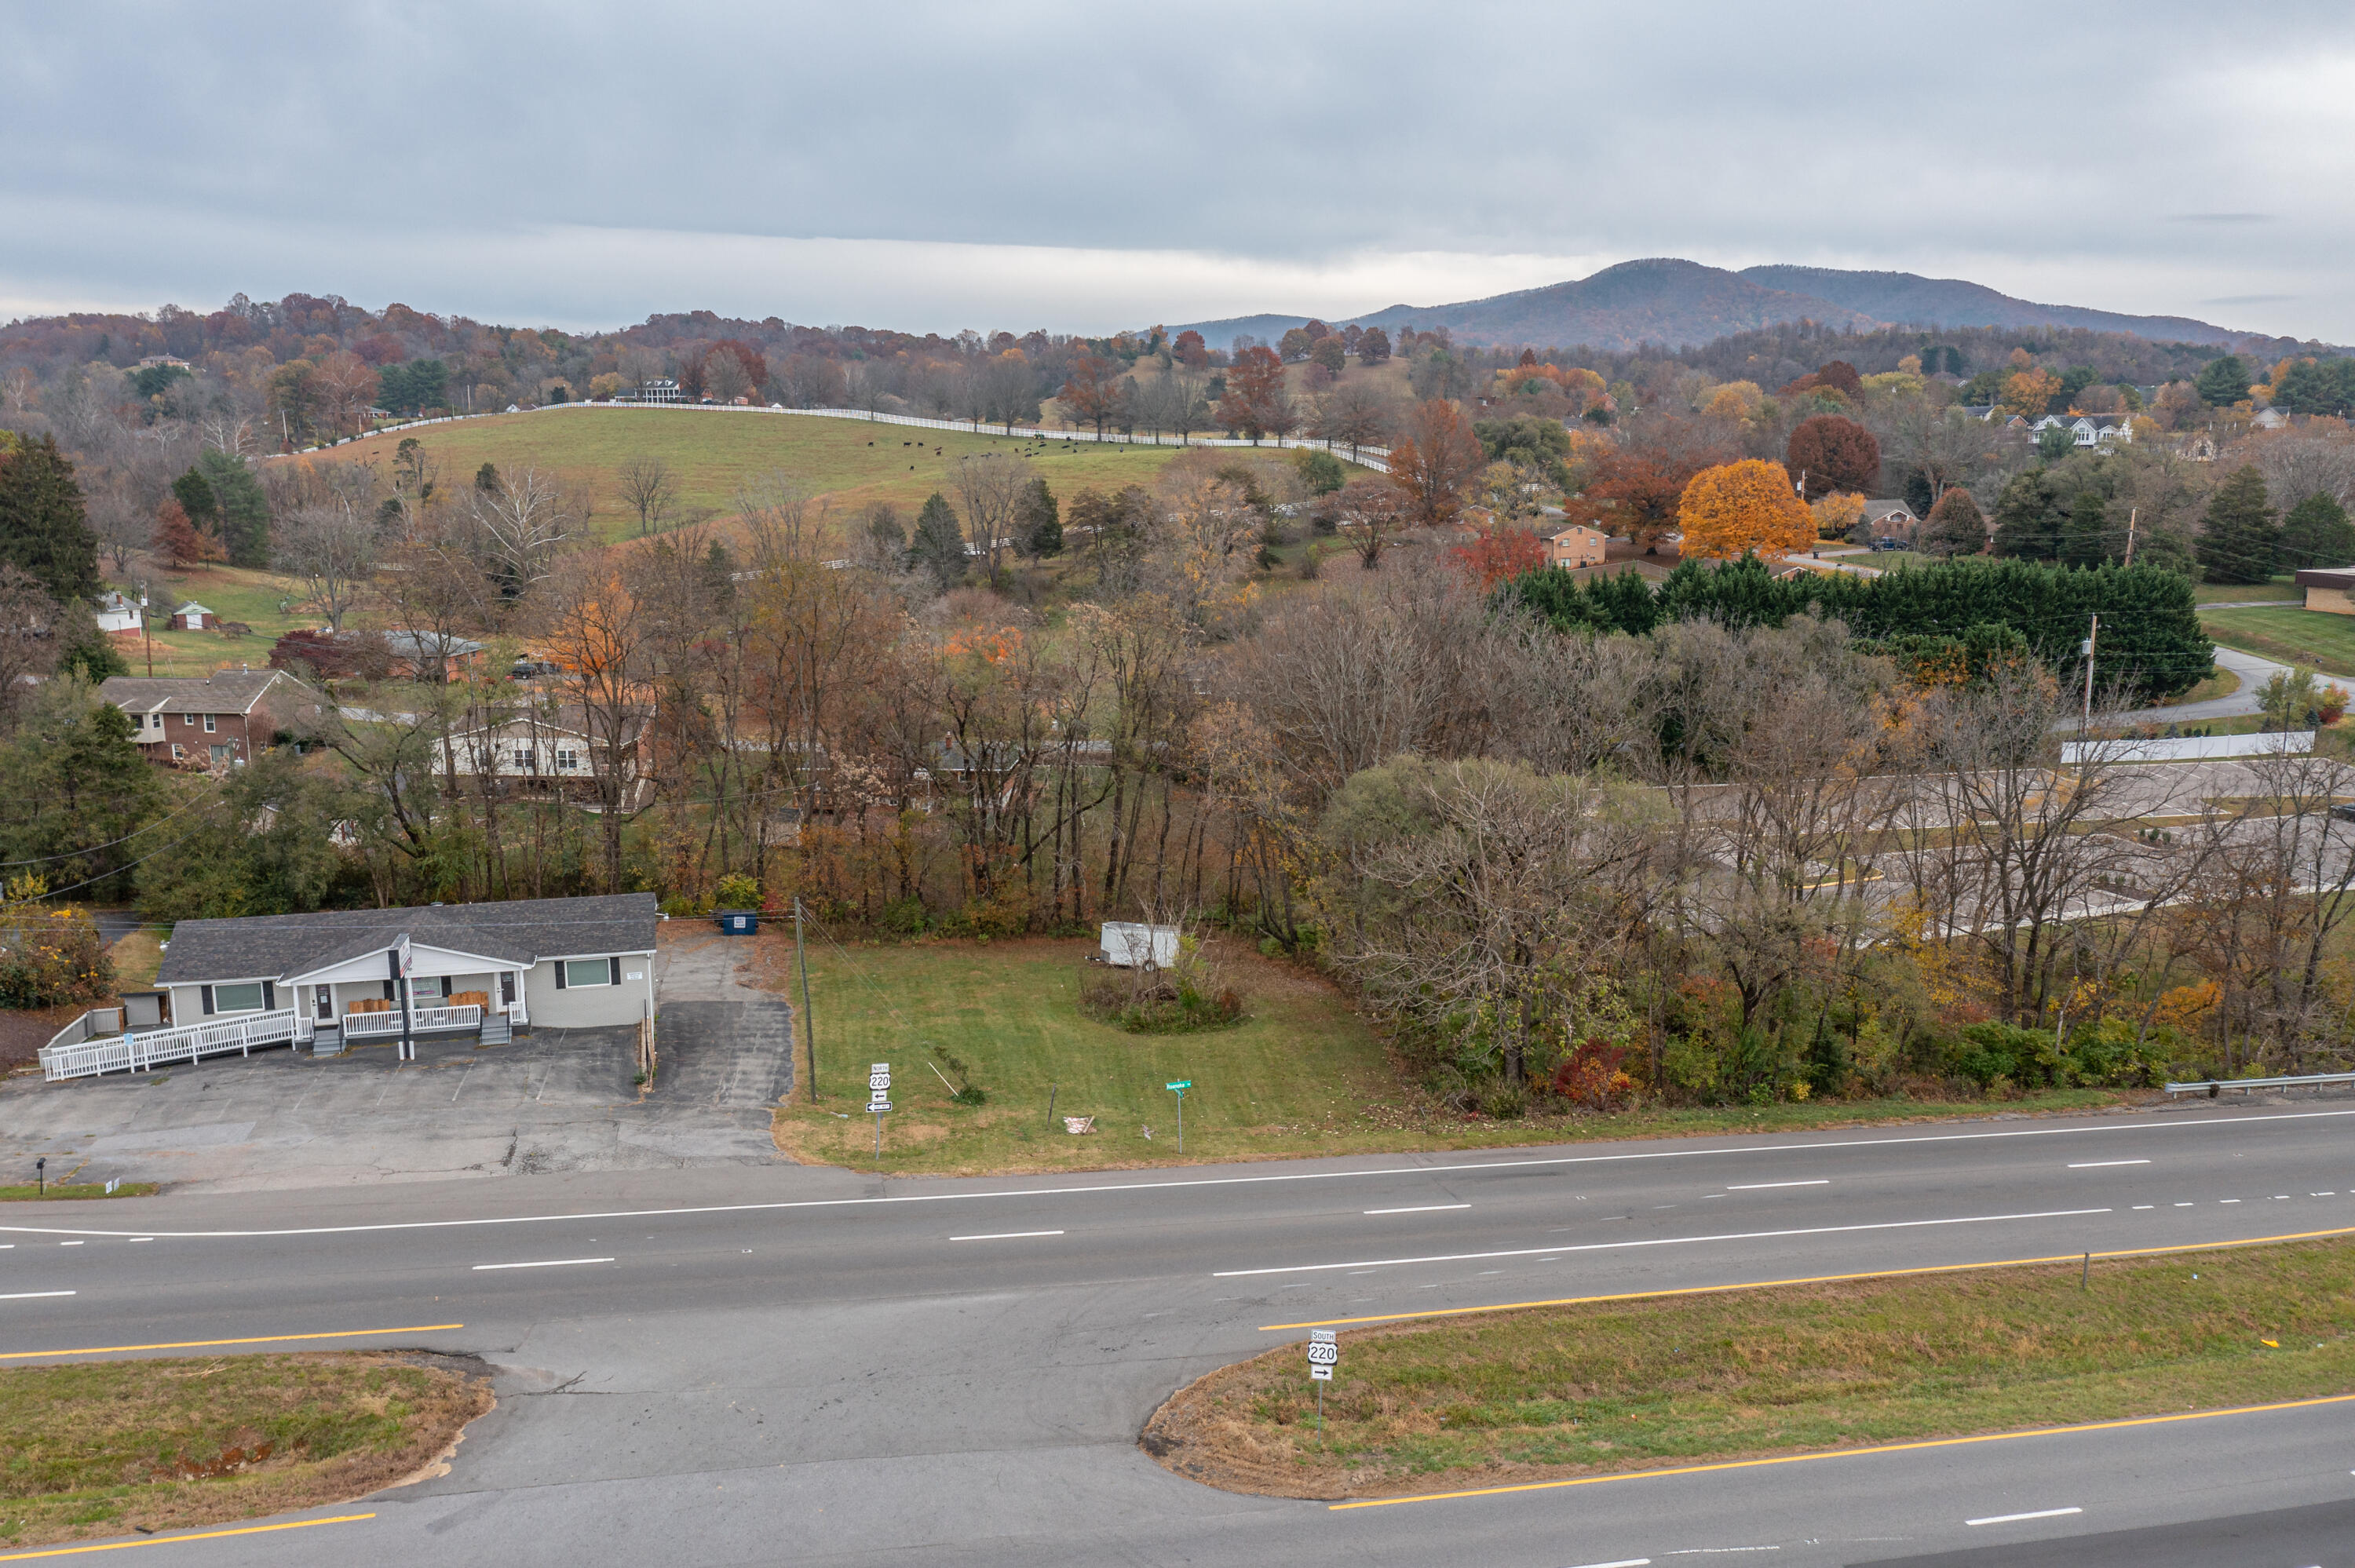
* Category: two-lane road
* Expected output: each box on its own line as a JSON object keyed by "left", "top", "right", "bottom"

{"left": 7, "top": 1103, "right": 2355, "bottom": 1565}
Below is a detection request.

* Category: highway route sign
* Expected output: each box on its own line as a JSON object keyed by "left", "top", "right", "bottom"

{"left": 1308, "top": 1329, "right": 1337, "bottom": 1380}
{"left": 870, "top": 1063, "right": 891, "bottom": 1093}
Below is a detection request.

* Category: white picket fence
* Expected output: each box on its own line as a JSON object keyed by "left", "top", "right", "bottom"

{"left": 40, "top": 1009, "right": 299, "bottom": 1082}
{"left": 340, "top": 1003, "right": 482, "bottom": 1038}
{"left": 341, "top": 401, "right": 1391, "bottom": 472}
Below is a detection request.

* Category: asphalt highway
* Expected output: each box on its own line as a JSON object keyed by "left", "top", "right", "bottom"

{"left": 7, "top": 1101, "right": 2355, "bottom": 1566}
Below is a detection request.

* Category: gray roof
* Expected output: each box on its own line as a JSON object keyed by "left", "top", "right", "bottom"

{"left": 382, "top": 629, "right": 486, "bottom": 659}
{"left": 100, "top": 669, "right": 311, "bottom": 717}
{"left": 156, "top": 892, "right": 659, "bottom": 984}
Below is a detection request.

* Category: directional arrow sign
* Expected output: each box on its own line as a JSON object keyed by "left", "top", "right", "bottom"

{"left": 866, "top": 1099, "right": 893, "bottom": 1114}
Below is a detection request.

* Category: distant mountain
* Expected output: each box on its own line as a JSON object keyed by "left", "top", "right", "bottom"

{"left": 1736, "top": 265, "right": 2241, "bottom": 347}
{"left": 1159, "top": 257, "right": 2262, "bottom": 355}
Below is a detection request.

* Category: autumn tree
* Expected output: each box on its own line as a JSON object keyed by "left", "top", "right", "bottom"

{"left": 2000, "top": 368, "right": 2064, "bottom": 418}
{"left": 539, "top": 548, "right": 652, "bottom": 890}
{"left": 1334, "top": 476, "right": 1407, "bottom": 569}
{"left": 1058, "top": 355, "right": 1127, "bottom": 436}
{"left": 1784, "top": 415, "right": 1881, "bottom": 501}
{"left": 1385, "top": 399, "right": 1485, "bottom": 527}
{"left": 1448, "top": 524, "right": 1546, "bottom": 589}
{"left": 1678, "top": 459, "right": 1813, "bottom": 560}
{"left": 1586, "top": 447, "right": 1700, "bottom": 550}
{"left": 1215, "top": 346, "right": 1291, "bottom": 443}
{"left": 1172, "top": 330, "right": 1209, "bottom": 368}
{"left": 1311, "top": 379, "right": 1399, "bottom": 460}
{"left": 153, "top": 496, "right": 223, "bottom": 567}
{"left": 1920, "top": 487, "right": 1988, "bottom": 557}
{"left": 1357, "top": 326, "right": 1391, "bottom": 364}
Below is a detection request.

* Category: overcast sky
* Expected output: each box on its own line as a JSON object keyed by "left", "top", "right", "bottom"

{"left": 8, "top": 2, "right": 2355, "bottom": 341}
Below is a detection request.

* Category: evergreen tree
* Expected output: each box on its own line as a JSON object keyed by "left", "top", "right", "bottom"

{"left": 170, "top": 465, "right": 220, "bottom": 531}
{"left": 1990, "top": 470, "right": 2064, "bottom": 560}
{"left": 2195, "top": 465, "right": 2279, "bottom": 585}
{"left": 2195, "top": 354, "right": 2251, "bottom": 407}
{"left": 2058, "top": 490, "right": 2112, "bottom": 568}
{"left": 0, "top": 681, "right": 162, "bottom": 901}
{"left": 1016, "top": 477, "right": 1062, "bottom": 558}
{"left": 0, "top": 433, "right": 100, "bottom": 600}
{"left": 911, "top": 492, "right": 966, "bottom": 589}
{"left": 2279, "top": 492, "right": 2355, "bottom": 571}
{"left": 1919, "top": 488, "right": 1987, "bottom": 558}
{"left": 475, "top": 462, "right": 501, "bottom": 494}
{"left": 195, "top": 449, "right": 270, "bottom": 567}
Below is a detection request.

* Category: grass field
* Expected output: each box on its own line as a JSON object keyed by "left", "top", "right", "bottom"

{"left": 0, "top": 1183, "right": 158, "bottom": 1201}
{"left": 0, "top": 1352, "right": 488, "bottom": 1548}
{"left": 327, "top": 407, "right": 1269, "bottom": 547}
{"left": 101, "top": 563, "right": 317, "bottom": 678}
{"left": 2200, "top": 605, "right": 2355, "bottom": 677}
{"left": 767, "top": 937, "right": 2126, "bottom": 1176}
{"left": 2193, "top": 578, "right": 2302, "bottom": 604}
{"left": 1144, "top": 1234, "right": 2355, "bottom": 1499}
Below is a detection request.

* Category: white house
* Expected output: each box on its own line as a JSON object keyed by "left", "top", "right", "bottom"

{"left": 446, "top": 706, "right": 653, "bottom": 804}
{"left": 152, "top": 892, "right": 659, "bottom": 1048}
{"left": 93, "top": 590, "right": 144, "bottom": 634}
{"left": 167, "top": 601, "right": 217, "bottom": 631}
{"left": 2030, "top": 414, "right": 2134, "bottom": 448}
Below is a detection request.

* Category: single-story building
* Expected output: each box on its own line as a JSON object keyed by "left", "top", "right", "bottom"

{"left": 1860, "top": 499, "right": 1918, "bottom": 534}
{"left": 94, "top": 590, "right": 144, "bottom": 634}
{"left": 168, "top": 602, "right": 217, "bottom": 631}
{"left": 1544, "top": 523, "right": 1610, "bottom": 568}
{"left": 153, "top": 892, "right": 659, "bottom": 1048}
{"left": 2295, "top": 565, "right": 2355, "bottom": 615}
{"left": 101, "top": 668, "right": 324, "bottom": 770}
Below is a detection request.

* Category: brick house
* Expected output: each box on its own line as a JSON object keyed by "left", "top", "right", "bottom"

{"left": 100, "top": 669, "right": 324, "bottom": 770}
{"left": 1543, "top": 523, "right": 1611, "bottom": 568}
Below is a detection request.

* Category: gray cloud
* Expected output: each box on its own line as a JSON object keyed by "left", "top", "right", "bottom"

{"left": 6, "top": 2, "right": 2355, "bottom": 337}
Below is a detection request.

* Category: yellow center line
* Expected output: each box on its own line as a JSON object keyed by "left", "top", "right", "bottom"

{"left": 1261, "top": 1224, "right": 2355, "bottom": 1329}
{"left": 1328, "top": 1394, "right": 2355, "bottom": 1509}
{"left": 0, "top": 1514, "right": 374, "bottom": 1559}
{"left": 0, "top": 1326, "right": 464, "bottom": 1361}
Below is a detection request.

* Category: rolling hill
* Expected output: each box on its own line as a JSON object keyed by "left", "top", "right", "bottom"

{"left": 1162, "top": 257, "right": 2257, "bottom": 353}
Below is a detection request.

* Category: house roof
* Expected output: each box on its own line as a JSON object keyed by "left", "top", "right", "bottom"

{"left": 156, "top": 892, "right": 660, "bottom": 985}
{"left": 100, "top": 669, "right": 313, "bottom": 717}
{"left": 2295, "top": 566, "right": 2355, "bottom": 590}
{"left": 382, "top": 630, "right": 486, "bottom": 659}
{"left": 1860, "top": 499, "right": 1915, "bottom": 518}
{"left": 173, "top": 602, "right": 214, "bottom": 616}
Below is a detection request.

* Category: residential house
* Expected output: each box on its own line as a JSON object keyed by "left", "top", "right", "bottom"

{"left": 2029, "top": 414, "right": 2134, "bottom": 448}
{"left": 93, "top": 590, "right": 144, "bottom": 635}
{"left": 628, "top": 378, "right": 686, "bottom": 404}
{"left": 168, "top": 602, "right": 217, "bottom": 631}
{"left": 1543, "top": 523, "right": 1610, "bottom": 569}
{"left": 444, "top": 705, "right": 654, "bottom": 806}
{"left": 2295, "top": 566, "right": 2355, "bottom": 615}
{"left": 152, "top": 892, "right": 659, "bottom": 1048}
{"left": 100, "top": 668, "right": 323, "bottom": 769}
{"left": 1860, "top": 500, "right": 1918, "bottom": 536}
{"left": 2253, "top": 407, "right": 2291, "bottom": 432}
{"left": 382, "top": 629, "right": 488, "bottom": 683}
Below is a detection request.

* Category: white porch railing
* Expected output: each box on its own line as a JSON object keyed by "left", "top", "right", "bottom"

{"left": 40, "top": 1009, "right": 299, "bottom": 1082}
{"left": 340, "top": 1004, "right": 483, "bottom": 1038}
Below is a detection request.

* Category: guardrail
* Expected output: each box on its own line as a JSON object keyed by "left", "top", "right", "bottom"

{"left": 2164, "top": 1070, "right": 2355, "bottom": 1097}
{"left": 341, "top": 1004, "right": 483, "bottom": 1038}
{"left": 40, "top": 1008, "right": 298, "bottom": 1081}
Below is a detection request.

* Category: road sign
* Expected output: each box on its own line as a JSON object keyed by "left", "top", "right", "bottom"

{"left": 870, "top": 1063, "right": 891, "bottom": 1092}
{"left": 1308, "top": 1329, "right": 1337, "bottom": 1380}
{"left": 866, "top": 1099, "right": 893, "bottom": 1114}
{"left": 1165, "top": 1080, "right": 1191, "bottom": 1092}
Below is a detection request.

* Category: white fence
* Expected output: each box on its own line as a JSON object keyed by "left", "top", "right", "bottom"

{"left": 340, "top": 1003, "right": 483, "bottom": 1038}
{"left": 2061, "top": 731, "right": 2313, "bottom": 764}
{"left": 40, "top": 1008, "right": 299, "bottom": 1082}
{"left": 339, "top": 401, "right": 1390, "bottom": 472}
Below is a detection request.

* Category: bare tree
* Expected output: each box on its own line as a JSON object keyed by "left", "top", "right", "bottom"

{"left": 84, "top": 475, "right": 150, "bottom": 574}
{"left": 616, "top": 456, "right": 677, "bottom": 537}
{"left": 275, "top": 500, "right": 381, "bottom": 632}
{"left": 1312, "top": 379, "right": 1400, "bottom": 461}
{"left": 466, "top": 466, "right": 573, "bottom": 602}
{"left": 736, "top": 471, "right": 825, "bottom": 568}
{"left": 703, "top": 352, "right": 752, "bottom": 404}
{"left": 1333, "top": 475, "right": 1406, "bottom": 569}
{"left": 951, "top": 452, "right": 1032, "bottom": 579}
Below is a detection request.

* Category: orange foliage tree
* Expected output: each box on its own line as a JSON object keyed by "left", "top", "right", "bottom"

{"left": 1586, "top": 447, "right": 1707, "bottom": 549}
{"left": 1678, "top": 460, "right": 1813, "bottom": 560}
{"left": 1385, "top": 399, "right": 1487, "bottom": 527}
{"left": 152, "top": 497, "right": 222, "bottom": 567}
{"left": 1448, "top": 524, "right": 1546, "bottom": 589}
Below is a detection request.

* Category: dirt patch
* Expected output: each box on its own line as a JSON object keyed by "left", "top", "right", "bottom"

{"left": 0, "top": 1004, "right": 88, "bottom": 1074}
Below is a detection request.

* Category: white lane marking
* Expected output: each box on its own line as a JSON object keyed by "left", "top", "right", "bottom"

{"left": 2222, "top": 1199, "right": 2241, "bottom": 1204}
{"left": 950, "top": 1231, "right": 1064, "bottom": 1242}
{"left": 2068, "top": 1160, "right": 2149, "bottom": 1169}
{"left": 0, "top": 1291, "right": 75, "bottom": 1300}
{"left": 1966, "top": 1507, "right": 2081, "bottom": 1526}
{"left": 1365, "top": 1204, "right": 1471, "bottom": 1215}
{"left": 2176, "top": 1202, "right": 2194, "bottom": 1207}
{"left": 2133, "top": 1205, "right": 2153, "bottom": 1210}
{"left": 1666, "top": 1551, "right": 1780, "bottom": 1556}
{"left": 1565, "top": 1559, "right": 1650, "bottom": 1567}
{"left": 130, "top": 1237, "right": 153, "bottom": 1242}
{"left": 1727, "top": 1180, "right": 1828, "bottom": 1191}
{"left": 2316, "top": 1192, "right": 2336, "bottom": 1197}
{"left": 471, "top": 1256, "right": 615, "bottom": 1271}
{"left": 1212, "top": 1209, "right": 2112, "bottom": 1278}
{"left": 58, "top": 1242, "right": 81, "bottom": 1247}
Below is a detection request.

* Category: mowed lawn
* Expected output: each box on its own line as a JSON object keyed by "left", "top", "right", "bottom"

{"left": 2200, "top": 605, "right": 2355, "bottom": 677}
{"left": 100, "top": 564, "right": 318, "bottom": 678}
{"left": 1146, "top": 1235, "right": 2355, "bottom": 1499}
{"left": 772, "top": 937, "right": 1415, "bottom": 1175}
{"left": 330, "top": 408, "right": 1223, "bottom": 547}
{"left": 767, "top": 937, "right": 2128, "bottom": 1176}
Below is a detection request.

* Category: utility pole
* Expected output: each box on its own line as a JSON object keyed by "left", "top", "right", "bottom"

{"left": 140, "top": 580, "right": 152, "bottom": 676}
{"left": 794, "top": 897, "right": 819, "bottom": 1101}
{"left": 2123, "top": 507, "right": 2138, "bottom": 567}
{"left": 2081, "top": 614, "right": 2100, "bottom": 733}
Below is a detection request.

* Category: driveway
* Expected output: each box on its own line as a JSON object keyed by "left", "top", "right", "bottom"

{"left": 0, "top": 926, "right": 798, "bottom": 1193}
{"left": 2112, "top": 643, "right": 2292, "bottom": 725}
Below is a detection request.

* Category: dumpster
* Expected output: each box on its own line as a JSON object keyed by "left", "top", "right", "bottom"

{"left": 716, "top": 910, "right": 758, "bottom": 936}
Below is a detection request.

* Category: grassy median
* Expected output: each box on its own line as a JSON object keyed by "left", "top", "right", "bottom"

{"left": 0, "top": 1353, "right": 491, "bottom": 1548}
{"left": 1144, "top": 1236, "right": 2355, "bottom": 1499}
{"left": 769, "top": 936, "right": 2124, "bottom": 1176}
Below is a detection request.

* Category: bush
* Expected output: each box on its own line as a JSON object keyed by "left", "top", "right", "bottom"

{"left": 1550, "top": 1039, "right": 1634, "bottom": 1110}
{"left": 714, "top": 873, "right": 760, "bottom": 909}
{"left": 1081, "top": 973, "right": 1247, "bottom": 1034}
{"left": 0, "top": 906, "right": 113, "bottom": 1008}
{"left": 878, "top": 897, "right": 927, "bottom": 936}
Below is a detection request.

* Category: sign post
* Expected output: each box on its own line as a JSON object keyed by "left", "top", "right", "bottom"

{"left": 867, "top": 1062, "right": 892, "bottom": 1161}
{"left": 390, "top": 935, "right": 416, "bottom": 1063}
{"left": 1307, "top": 1329, "right": 1337, "bottom": 1435}
{"left": 1165, "top": 1080, "right": 1191, "bottom": 1154}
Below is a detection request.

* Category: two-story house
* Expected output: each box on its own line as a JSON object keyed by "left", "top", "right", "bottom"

{"left": 100, "top": 669, "right": 324, "bottom": 769}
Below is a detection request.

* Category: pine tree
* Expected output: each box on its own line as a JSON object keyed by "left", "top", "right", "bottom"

{"left": 1016, "top": 477, "right": 1061, "bottom": 558}
{"left": 0, "top": 433, "right": 100, "bottom": 600}
{"left": 2279, "top": 492, "right": 2355, "bottom": 571}
{"left": 2058, "top": 490, "right": 2112, "bottom": 569}
{"left": 1990, "top": 471, "right": 2063, "bottom": 560}
{"left": 2196, "top": 465, "right": 2278, "bottom": 585}
{"left": 2195, "top": 355, "right": 2251, "bottom": 407}
{"left": 195, "top": 450, "right": 270, "bottom": 567}
{"left": 911, "top": 493, "right": 966, "bottom": 589}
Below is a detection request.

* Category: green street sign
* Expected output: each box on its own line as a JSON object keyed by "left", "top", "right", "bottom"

{"left": 1166, "top": 1080, "right": 1191, "bottom": 1092}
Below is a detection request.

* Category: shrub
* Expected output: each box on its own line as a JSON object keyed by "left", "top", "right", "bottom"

{"left": 1550, "top": 1038, "right": 1634, "bottom": 1110}
{"left": 0, "top": 906, "right": 113, "bottom": 1008}
{"left": 1081, "top": 973, "right": 1247, "bottom": 1034}
{"left": 714, "top": 873, "right": 760, "bottom": 909}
